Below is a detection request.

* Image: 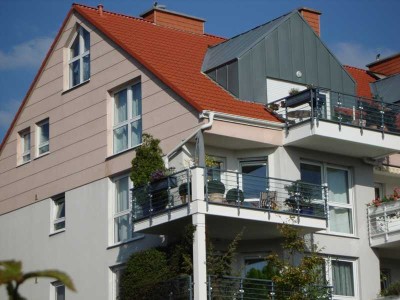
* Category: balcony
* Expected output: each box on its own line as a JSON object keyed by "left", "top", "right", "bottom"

{"left": 144, "top": 275, "right": 333, "bottom": 300}
{"left": 270, "top": 88, "right": 400, "bottom": 158}
{"left": 132, "top": 167, "right": 328, "bottom": 239}
{"left": 368, "top": 200, "right": 400, "bottom": 248}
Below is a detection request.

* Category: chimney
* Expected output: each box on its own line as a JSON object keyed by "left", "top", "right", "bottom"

{"left": 97, "top": 4, "right": 103, "bottom": 16}
{"left": 140, "top": 5, "right": 205, "bottom": 34}
{"left": 298, "top": 7, "right": 322, "bottom": 36}
{"left": 367, "top": 53, "right": 400, "bottom": 76}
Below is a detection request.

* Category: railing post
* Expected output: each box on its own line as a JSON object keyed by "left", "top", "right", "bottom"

{"left": 380, "top": 97, "right": 385, "bottom": 138}
{"left": 337, "top": 93, "right": 342, "bottom": 131}
{"left": 310, "top": 88, "right": 315, "bottom": 129}
{"left": 148, "top": 185, "right": 153, "bottom": 226}
{"left": 295, "top": 181, "right": 300, "bottom": 223}
{"left": 384, "top": 204, "right": 389, "bottom": 242}
{"left": 207, "top": 275, "right": 212, "bottom": 300}
{"left": 168, "top": 177, "right": 173, "bottom": 220}
{"left": 367, "top": 206, "right": 372, "bottom": 246}
{"left": 270, "top": 281, "right": 275, "bottom": 300}
{"left": 285, "top": 102, "right": 289, "bottom": 135}
{"left": 324, "top": 184, "right": 329, "bottom": 228}
{"left": 315, "top": 88, "right": 320, "bottom": 126}
{"left": 204, "top": 167, "right": 209, "bottom": 211}
{"left": 187, "top": 168, "right": 191, "bottom": 214}
{"left": 236, "top": 172, "right": 240, "bottom": 215}
{"left": 358, "top": 98, "right": 364, "bottom": 134}
{"left": 239, "top": 278, "right": 244, "bottom": 300}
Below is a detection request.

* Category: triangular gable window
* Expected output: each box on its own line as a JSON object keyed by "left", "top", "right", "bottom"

{"left": 68, "top": 26, "right": 90, "bottom": 88}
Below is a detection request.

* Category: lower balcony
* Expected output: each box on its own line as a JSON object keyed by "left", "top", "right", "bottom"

{"left": 368, "top": 200, "right": 400, "bottom": 248}
{"left": 132, "top": 167, "right": 328, "bottom": 239}
{"left": 140, "top": 275, "right": 333, "bottom": 300}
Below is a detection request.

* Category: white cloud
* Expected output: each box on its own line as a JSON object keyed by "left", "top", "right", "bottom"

{"left": 0, "top": 37, "right": 52, "bottom": 70}
{"left": 332, "top": 42, "right": 395, "bottom": 69}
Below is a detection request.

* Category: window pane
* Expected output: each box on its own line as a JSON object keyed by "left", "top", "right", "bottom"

{"left": 131, "top": 120, "right": 142, "bottom": 148}
{"left": 83, "top": 54, "right": 90, "bottom": 81}
{"left": 245, "top": 258, "right": 268, "bottom": 275}
{"left": 300, "top": 163, "right": 322, "bottom": 185}
{"left": 55, "top": 284, "right": 65, "bottom": 300}
{"left": 114, "top": 89, "right": 128, "bottom": 125}
{"left": 54, "top": 221, "right": 65, "bottom": 231}
{"left": 332, "top": 261, "right": 354, "bottom": 296}
{"left": 39, "top": 144, "right": 49, "bottom": 155}
{"left": 329, "top": 207, "right": 353, "bottom": 234}
{"left": 22, "top": 154, "right": 30, "bottom": 163}
{"left": 23, "top": 133, "right": 30, "bottom": 152}
{"left": 39, "top": 122, "right": 49, "bottom": 144}
{"left": 327, "top": 168, "right": 349, "bottom": 204}
{"left": 113, "top": 125, "right": 128, "bottom": 153}
{"left": 132, "top": 83, "right": 142, "bottom": 117}
{"left": 241, "top": 164, "right": 267, "bottom": 199}
{"left": 83, "top": 28, "right": 90, "bottom": 52}
{"left": 116, "top": 177, "right": 129, "bottom": 213}
{"left": 71, "top": 60, "right": 80, "bottom": 86}
{"left": 114, "top": 214, "right": 130, "bottom": 243}
{"left": 56, "top": 200, "right": 65, "bottom": 219}
{"left": 70, "top": 36, "right": 79, "bottom": 58}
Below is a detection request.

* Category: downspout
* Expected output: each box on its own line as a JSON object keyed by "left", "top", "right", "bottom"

{"left": 164, "top": 112, "right": 215, "bottom": 168}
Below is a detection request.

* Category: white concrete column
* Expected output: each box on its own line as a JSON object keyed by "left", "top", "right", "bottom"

{"left": 192, "top": 213, "right": 207, "bottom": 300}
{"left": 191, "top": 167, "right": 205, "bottom": 201}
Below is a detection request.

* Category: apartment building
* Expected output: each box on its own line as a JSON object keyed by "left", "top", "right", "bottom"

{"left": 0, "top": 3, "right": 399, "bottom": 300}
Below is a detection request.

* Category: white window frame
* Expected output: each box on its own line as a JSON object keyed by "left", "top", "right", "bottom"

{"left": 325, "top": 257, "right": 358, "bottom": 299}
{"left": 36, "top": 118, "right": 50, "bottom": 157}
{"left": 110, "top": 264, "right": 126, "bottom": 300}
{"left": 300, "top": 161, "right": 355, "bottom": 236}
{"left": 19, "top": 128, "right": 31, "bottom": 164}
{"left": 68, "top": 25, "right": 90, "bottom": 88}
{"left": 51, "top": 281, "right": 65, "bottom": 300}
{"left": 112, "top": 83, "right": 142, "bottom": 154}
{"left": 51, "top": 195, "right": 65, "bottom": 234}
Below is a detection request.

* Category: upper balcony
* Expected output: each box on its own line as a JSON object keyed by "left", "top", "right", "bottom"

{"left": 270, "top": 88, "right": 400, "bottom": 158}
{"left": 368, "top": 200, "right": 400, "bottom": 248}
{"left": 131, "top": 167, "right": 328, "bottom": 240}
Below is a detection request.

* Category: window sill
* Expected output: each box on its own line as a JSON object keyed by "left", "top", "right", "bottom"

{"left": 49, "top": 228, "right": 65, "bottom": 237}
{"left": 61, "top": 79, "right": 90, "bottom": 95}
{"left": 315, "top": 231, "right": 359, "bottom": 239}
{"left": 16, "top": 160, "right": 31, "bottom": 168}
{"left": 105, "top": 144, "right": 142, "bottom": 161}
{"left": 34, "top": 152, "right": 50, "bottom": 160}
{"left": 107, "top": 235, "right": 144, "bottom": 250}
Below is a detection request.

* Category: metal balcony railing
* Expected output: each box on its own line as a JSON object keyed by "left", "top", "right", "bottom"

{"left": 207, "top": 275, "right": 333, "bottom": 300}
{"left": 368, "top": 200, "right": 400, "bottom": 243}
{"left": 131, "top": 168, "right": 192, "bottom": 221}
{"left": 269, "top": 88, "right": 400, "bottom": 136}
{"left": 205, "top": 168, "right": 328, "bottom": 220}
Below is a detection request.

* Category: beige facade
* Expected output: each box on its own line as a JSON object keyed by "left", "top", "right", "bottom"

{"left": 0, "top": 12, "right": 201, "bottom": 215}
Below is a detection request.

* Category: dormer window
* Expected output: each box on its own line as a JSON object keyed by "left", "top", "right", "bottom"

{"left": 69, "top": 26, "right": 90, "bottom": 88}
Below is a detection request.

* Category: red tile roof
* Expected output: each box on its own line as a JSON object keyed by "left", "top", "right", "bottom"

{"left": 74, "top": 4, "right": 280, "bottom": 121}
{"left": 344, "top": 65, "right": 376, "bottom": 99}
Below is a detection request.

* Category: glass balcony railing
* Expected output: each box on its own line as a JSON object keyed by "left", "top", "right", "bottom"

{"left": 269, "top": 88, "right": 400, "bottom": 136}
{"left": 131, "top": 167, "right": 327, "bottom": 222}
{"left": 368, "top": 200, "right": 400, "bottom": 245}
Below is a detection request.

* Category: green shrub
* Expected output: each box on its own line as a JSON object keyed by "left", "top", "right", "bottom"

{"left": 226, "top": 188, "right": 244, "bottom": 203}
{"left": 382, "top": 280, "right": 400, "bottom": 296}
{"left": 119, "top": 248, "right": 170, "bottom": 300}
{"left": 207, "top": 180, "right": 225, "bottom": 194}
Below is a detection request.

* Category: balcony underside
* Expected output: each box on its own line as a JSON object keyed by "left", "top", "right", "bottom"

{"left": 134, "top": 201, "right": 326, "bottom": 240}
{"left": 284, "top": 121, "right": 400, "bottom": 158}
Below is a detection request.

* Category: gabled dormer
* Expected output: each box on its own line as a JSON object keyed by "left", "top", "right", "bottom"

{"left": 202, "top": 8, "right": 356, "bottom": 104}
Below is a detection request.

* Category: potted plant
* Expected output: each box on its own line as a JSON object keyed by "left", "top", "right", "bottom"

{"left": 285, "top": 180, "right": 315, "bottom": 215}
{"left": 131, "top": 134, "right": 170, "bottom": 214}
{"left": 206, "top": 180, "right": 225, "bottom": 203}
{"left": 226, "top": 188, "right": 244, "bottom": 204}
{"left": 178, "top": 181, "right": 192, "bottom": 204}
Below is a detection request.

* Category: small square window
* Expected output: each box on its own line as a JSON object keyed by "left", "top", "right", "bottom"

{"left": 19, "top": 129, "right": 31, "bottom": 164}
{"left": 52, "top": 281, "right": 65, "bottom": 300}
{"left": 52, "top": 195, "right": 65, "bottom": 233}
{"left": 37, "top": 119, "right": 50, "bottom": 156}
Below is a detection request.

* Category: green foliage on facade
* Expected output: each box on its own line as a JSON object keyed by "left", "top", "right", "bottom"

{"left": 130, "top": 133, "right": 166, "bottom": 187}
{"left": 381, "top": 280, "right": 400, "bottom": 296}
{"left": 0, "top": 260, "right": 75, "bottom": 300}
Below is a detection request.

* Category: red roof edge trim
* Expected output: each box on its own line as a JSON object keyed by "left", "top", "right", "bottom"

{"left": 0, "top": 9, "right": 74, "bottom": 154}
{"left": 73, "top": 6, "right": 206, "bottom": 113}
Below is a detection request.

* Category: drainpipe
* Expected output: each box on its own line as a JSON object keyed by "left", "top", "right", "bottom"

{"left": 163, "top": 112, "right": 214, "bottom": 168}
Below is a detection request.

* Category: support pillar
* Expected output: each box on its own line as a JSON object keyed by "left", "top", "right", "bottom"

{"left": 192, "top": 213, "right": 207, "bottom": 300}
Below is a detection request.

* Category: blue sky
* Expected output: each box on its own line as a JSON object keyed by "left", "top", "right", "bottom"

{"left": 0, "top": 0, "right": 399, "bottom": 143}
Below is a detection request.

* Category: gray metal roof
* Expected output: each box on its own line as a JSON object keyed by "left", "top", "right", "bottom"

{"left": 370, "top": 73, "right": 400, "bottom": 103}
{"left": 202, "top": 11, "right": 293, "bottom": 71}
